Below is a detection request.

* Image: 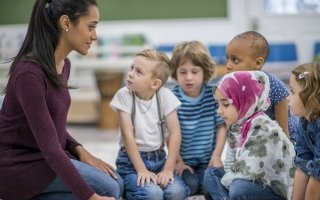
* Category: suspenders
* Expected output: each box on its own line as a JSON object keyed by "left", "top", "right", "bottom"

{"left": 131, "top": 91, "right": 165, "bottom": 148}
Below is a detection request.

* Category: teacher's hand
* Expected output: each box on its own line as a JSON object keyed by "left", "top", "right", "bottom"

{"left": 89, "top": 193, "right": 116, "bottom": 200}
{"left": 75, "top": 146, "right": 118, "bottom": 179}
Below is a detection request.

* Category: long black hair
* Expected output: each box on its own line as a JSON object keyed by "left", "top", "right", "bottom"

{"left": 8, "top": 0, "right": 97, "bottom": 89}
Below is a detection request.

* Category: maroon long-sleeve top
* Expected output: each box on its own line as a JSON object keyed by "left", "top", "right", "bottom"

{"left": 0, "top": 59, "right": 94, "bottom": 200}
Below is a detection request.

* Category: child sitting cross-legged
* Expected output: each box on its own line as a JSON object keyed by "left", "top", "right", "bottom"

{"left": 204, "top": 71, "right": 295, "bottom": 200}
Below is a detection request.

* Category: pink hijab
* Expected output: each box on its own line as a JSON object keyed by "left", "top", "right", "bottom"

{"left": 217, "top": 71, "right": 270, "bottom": 145}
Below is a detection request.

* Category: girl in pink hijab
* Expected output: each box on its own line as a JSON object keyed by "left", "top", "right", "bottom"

{"left": 204, "top": 71, "right": 295, "bottom": 200}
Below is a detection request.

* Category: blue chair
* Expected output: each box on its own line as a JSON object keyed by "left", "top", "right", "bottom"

{"left": 155, "top": 44, "right": 175, "bottom": 55}
{"left": 207, "top": 44, "right": 227, "bottom": 85}
{"left": 264, "top": 42, "right": 298, "bottom": 81}
{"left": 267, "top": 43, "right": 298, "bottom": 62}
{"left": 208, "top": 44, "right": 226, "bottom": 65}
{"left": 314, "top": 42, "right": 320, "bottom": 61}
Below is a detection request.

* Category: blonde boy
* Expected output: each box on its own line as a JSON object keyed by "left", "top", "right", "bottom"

{"left": 110, "top": 49, "right": 190, "bottom": 200}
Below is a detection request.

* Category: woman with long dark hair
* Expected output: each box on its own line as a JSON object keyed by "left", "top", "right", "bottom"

{"left": 0, "top": 0, "right": 123, "bottom": 199}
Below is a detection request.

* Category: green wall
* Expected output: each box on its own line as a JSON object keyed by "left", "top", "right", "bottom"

{"left": 0, "top": 0, "right": 227, "bottom": 25}
{"left": 97, "top": 0, "right": 227, "bottom": 20}
{"left": 0, "top": 1, "right": 35, "bottom": 25}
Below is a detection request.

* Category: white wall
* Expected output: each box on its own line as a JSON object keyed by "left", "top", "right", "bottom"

{"left": 96, "top": 0, "right": 245, "bottom": 46}
{"left": 1, "top": 0, "right": 319, "bottom": 64}
{"left": 96, "top": 0, "right": 320, "bottom": 63}
{"left": 246, "top": 0, "right": 320, "bottom": 64}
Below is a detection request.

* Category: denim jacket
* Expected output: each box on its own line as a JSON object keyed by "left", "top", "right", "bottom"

{"left": 295, "top": 118, "right": 320, "bottom": 179}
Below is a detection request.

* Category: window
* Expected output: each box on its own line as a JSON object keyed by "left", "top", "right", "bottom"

{"left": 265, "top": 0, "right": 320, "bottom": 14}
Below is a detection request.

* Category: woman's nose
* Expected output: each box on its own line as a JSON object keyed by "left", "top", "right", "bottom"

{"left": 91, "top": 30, "right": 98, "bottom": 41}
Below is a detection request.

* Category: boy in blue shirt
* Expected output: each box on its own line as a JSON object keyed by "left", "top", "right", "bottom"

{"left": 170, "top": 41, "right": 227, "bottom": 196}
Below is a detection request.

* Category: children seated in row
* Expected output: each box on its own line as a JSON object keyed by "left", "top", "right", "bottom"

{"left": 169, "top": 32, "right": 299, "bottom": 198}
{"left": 109, "top": 32, "right": 303, "bottom": 199}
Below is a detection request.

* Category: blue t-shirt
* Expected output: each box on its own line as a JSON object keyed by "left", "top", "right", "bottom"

{"left": 264, "top": 72, "right": 299, "bottom": 143}
{"left": 171, "top": 84, "right": 224, "bottom": 166}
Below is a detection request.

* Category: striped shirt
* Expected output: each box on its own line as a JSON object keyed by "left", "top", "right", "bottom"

{"left": 171, "top": 84, "right": 224, "bottom": 166}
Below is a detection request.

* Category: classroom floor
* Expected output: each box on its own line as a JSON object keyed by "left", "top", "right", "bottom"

{"left": 68, "top": 124, "right": 207, "bottom": 200}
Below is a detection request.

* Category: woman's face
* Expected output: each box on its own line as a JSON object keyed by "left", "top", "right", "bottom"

{"left": 65, "top": 5, "right": 100, "bottom": 55}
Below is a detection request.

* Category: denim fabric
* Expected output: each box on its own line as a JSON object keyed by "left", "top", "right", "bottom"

{"left": 204, "top": 167, "right": 286, "bottom": 200}
{"left": 29, "top": 176, "right": 77, "bottom": 200}
{"left": 30, "top": 159, "right": 124, "bottom": 200}
{"left": 295, "top": 118, "right": 320, "bottom": 178}
{"left": 181, "top": 163, "right": 207, "bottom": 195}
{"left": 204, "top": 167, "right": 229, "bottom": 200}
{"left": 116, "top": 148, "right": 190, "bottom": 200}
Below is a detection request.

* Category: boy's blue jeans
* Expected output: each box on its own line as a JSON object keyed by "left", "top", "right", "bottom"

{"left": 204, "top": 167, "right": 286, "bottom": 200}
{"left": 181, "top": 163, "right": 207, "bottom": 195}
{"left": 116, "top": 148, "right": 190, "bottom": 200}
{"left": 30, "top": 159, "right": 124, "bottom": 200}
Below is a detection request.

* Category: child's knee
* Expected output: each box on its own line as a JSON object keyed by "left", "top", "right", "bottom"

{"left": 93, "top": 175, "right": 123, "bottom": 198}
{"left": 181, "top": 171, "right": 198, "bottom": 194}
{"left": 204, "top": 167, "right": 224, "bottom": 179}
{"left": 141, "top": 184, "right": 164, "bottom": 200}
{"left": 164, "top": 179, "right": 190, "bottom": 200}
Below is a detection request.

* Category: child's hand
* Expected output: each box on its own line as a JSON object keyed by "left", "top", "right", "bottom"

{"left": 208, "top": 154, "right": 223, "bottom": 168}
{"left": 175, "top": 161, "right": 194, "bottom": 177}
{"left": 137, "top": 169, "right": 157, "bottom": 187}
{"left": 157, "top": 169, "right": 174, "bottom": 188}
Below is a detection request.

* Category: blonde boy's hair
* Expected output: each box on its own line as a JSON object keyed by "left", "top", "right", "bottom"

{"left": 171, "top": 41, "right": 215, "bottom": 83}
{"left": 136, "top": 49, "right": 172, "bottom": 86}
{"left": 233, "top": 31, "right": 270, "bottom": 62}
{"left": 292, "top": 62, "right": 320, "bottom": 122}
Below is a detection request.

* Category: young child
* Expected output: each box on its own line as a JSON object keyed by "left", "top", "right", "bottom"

{"left": 204, "top": 71, "right": 295, "bottom": 200}
{"left": 288, "top": 62, "right": 320, "bottom": 200}
{"left": 110, "top": 49, "right": 190, "bottom": 200}
{"left": 170, "top": 41, "right": 227, "bottom": 196}
{"left": 225, "top": 31, "right": 298, "bottom": 143}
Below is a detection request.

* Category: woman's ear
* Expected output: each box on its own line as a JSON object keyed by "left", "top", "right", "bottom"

{"left": 255, "top": 57, "right": 265, "bottom": 70}
{"left": 59, "top": 15, "right": 70, "bottom": 32}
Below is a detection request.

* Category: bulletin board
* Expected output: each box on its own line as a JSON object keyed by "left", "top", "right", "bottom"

{"left": 0, "top": 0, "right": 227, "bottom": 25}
{"left": 97, "top": 0, "right": 227, "bottom": 20}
